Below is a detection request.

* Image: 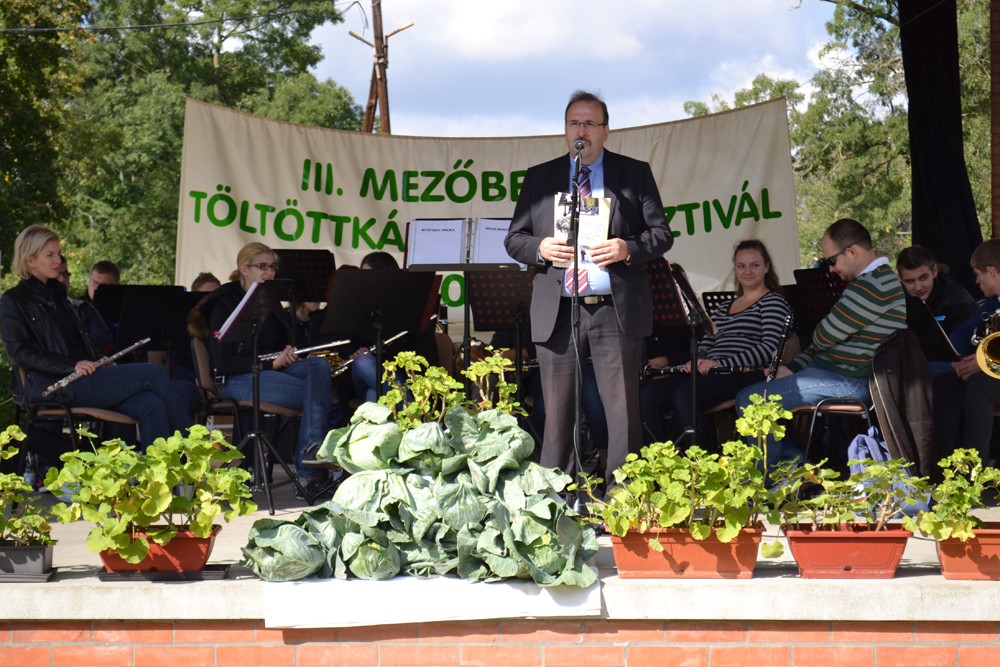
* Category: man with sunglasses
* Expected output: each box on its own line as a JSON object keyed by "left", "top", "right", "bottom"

{"left": 735, "top": 218, "right": 906, "bottom": 469}
{"left": 504, "top": 90, "right": 673, "bottom": 490}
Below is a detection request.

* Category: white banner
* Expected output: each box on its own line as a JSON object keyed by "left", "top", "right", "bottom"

{"left": 176, "top": 98, "right": 798, "bottom": 310}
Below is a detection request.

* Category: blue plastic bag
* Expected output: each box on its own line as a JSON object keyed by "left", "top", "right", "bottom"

{"left": 847, "top": 426, "right": 929, "bottom": 516}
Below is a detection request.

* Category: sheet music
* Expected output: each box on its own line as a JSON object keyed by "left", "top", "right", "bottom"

{"left": 405, "top": 219, "right": 467, "bottom": 267}
{"left": 215, "top": 280, "right": 260, "bottom": 341}
{"left": 471, "top": 218, "right": 524, "bottom": 268}
{"left": 551, "top": 193, "right": 610, "bottom": 269}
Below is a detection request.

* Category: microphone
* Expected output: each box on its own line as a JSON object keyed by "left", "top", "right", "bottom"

{"left": 573, "top": 139, "right": 586, "bottom": 153}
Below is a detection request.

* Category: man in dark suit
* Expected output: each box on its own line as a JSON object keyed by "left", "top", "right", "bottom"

{"left": 504, "top": 90, "right": 673, "bottom": 485}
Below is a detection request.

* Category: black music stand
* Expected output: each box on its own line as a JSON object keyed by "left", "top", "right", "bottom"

{"left": 322, "top": 271, "right": 436, "bottom": 397}
{"left": 906, "top": 296, "right": 961, "bottom": 362}
{"left": 793, "top": 268, "right": 846, "bottom": 344}
{"left": 702, "top": 291, "right": 736, "bottom": 315}
{"left": 216, "top": 279, "right": 313, "bottom": 512}
{"left": 274, "top": 249, "right": 335, "bottom": 303}
{"left": 115, "top": 286, "right": 202, "bottom": 358}
{"left": 466, "top": 270, "right": 534, "bottom": 403}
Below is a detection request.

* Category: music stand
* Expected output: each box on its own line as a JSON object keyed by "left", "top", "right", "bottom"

{"left": 793, "top": 268, "right": 846, "bottom": 344}
{"left": 274, "top": 249, "right": 335, "bottom": 302}
{"left": 322, "top": 271, "right": 437, "bottom": 397}
{"left": 466, "top": 269, "right": 534, "bottom": 402}
{"left": 906, "top": 296, "right": 961, "bottom": 362}
{"left": 702, "top": 291, "right": 736, "bottom": 315}
{"left": 666, "top": 262, "right": 716, "bottom": 447}
{"left": 216, "top": 279, "right": 313, "bottom": 511}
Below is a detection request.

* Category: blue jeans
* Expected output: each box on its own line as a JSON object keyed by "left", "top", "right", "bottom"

{"left": 735, "top": 366, "right": 870, "bottom": 469}
{"left": 351, "top": 353, "right": 380, "bottom": 404}
{"left": 221, "top": 357, "right": 334, "bottom": 476}
{"left": 69, "top": 363, "right": 193, "bottom": 449}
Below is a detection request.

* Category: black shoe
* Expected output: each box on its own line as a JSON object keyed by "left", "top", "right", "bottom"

{"left": 293, "top": 476, "right": 334, "bottom": 501}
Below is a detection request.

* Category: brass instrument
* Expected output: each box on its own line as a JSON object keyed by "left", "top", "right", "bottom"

{"left": 642, "top": 363, "right": 760, "bottom": 380}
{"left": 258, "top": 339, "right": 350, "bottom": 362}
{"left": 43, "top": 337, "right": 152, "bottom": 397}
{"left": 974, "top": 310, "right": 1000, "bottom": 379}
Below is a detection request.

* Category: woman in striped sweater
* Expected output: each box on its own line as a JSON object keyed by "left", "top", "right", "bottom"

{"left": 640, "top": 239, "right": 792, "bottom": 448}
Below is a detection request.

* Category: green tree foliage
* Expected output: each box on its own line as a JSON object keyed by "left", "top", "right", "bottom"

{"left": 685, "top": 0, "right": 988, "bottom": 267}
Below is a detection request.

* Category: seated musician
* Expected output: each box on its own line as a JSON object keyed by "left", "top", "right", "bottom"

{"left": 0, "top": 225, "right": 192, "bottom": 450}
{"left": 196, "top": 242, "right": 338, "bottom": 499}
{"left": 897, "top": 245, "right": 976, "bottom": 335}
{"left": 736, "top": 218, "right": 906, "bottom": 469}
{"left": 932, "top": 239, "right": 1000, "bottom": 466}
{"left": 640, "top": 239, "right": 792, "bottom": 448}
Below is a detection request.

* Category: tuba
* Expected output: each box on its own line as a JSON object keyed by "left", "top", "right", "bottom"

{"left": 973, "top": 310, "right": 1000, "bottom": 378}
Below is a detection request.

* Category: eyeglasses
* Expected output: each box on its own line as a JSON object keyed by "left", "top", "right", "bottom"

{"left": 821, "top": 245, "right": 853, "bottom": 270}
{"left": 247, "top": 262, "right": 278, "bottom": 272}
{"left": 566, "top": 120, "right": 606, "bottom": 130}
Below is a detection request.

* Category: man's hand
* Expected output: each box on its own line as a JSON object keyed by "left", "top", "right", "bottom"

{"left": 538, "top": 237, "right": 574, "bottom": 264}
{"left": 953, "top": 354, "right": 979, "bottom": 381}
{"left": 588, "top": 238, "right": 629, "bottom": 268}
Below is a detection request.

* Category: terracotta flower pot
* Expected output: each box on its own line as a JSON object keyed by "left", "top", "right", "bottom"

{"left": 783, "top": 523, "right": 911, "bottom": 578}
{"left": 936, "top": 522, "right": 1000, "bottom": 580}
{"left": 610, "top": 524, "right": 762, "bottom": 579}
{"left": 99, "top": 525, "right": 221, "bottom": 573}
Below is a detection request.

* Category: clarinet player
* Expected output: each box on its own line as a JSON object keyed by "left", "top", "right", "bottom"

{"left": 0, "top": 226, "right": 193, "bottom": 450}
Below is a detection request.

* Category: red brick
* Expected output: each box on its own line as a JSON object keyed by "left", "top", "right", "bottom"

{"left": 296, "top": 643, "right": 379, "bottom": 666}
{"left": 216, "top": 644, "right": 296, "bottom": 666}
{"left": 0, "top": 646, "right": 50, "bottom": 667}
{"left": 53, "top": 645, "right": 132, "bottom": 667}
{"left": 335, "top": 623, "right": 419, "bottom": 643}
{"left": 461, "top": 644, "right": 542, "bottom": 666}
{"left": 12, "top": 622, "right": 92, "bottom": 643}
{"left": 543, "top": 644, "right": 626, "bottom": 667}
{"left": 94, "top": 621, "right": 173, "bottom": 644}
{"left": 710, "top": 645, "right": 791, "bottom": 667}
{"left": 0, "top": 623, "right": 9, "bottom": 642}
{"left": 135, "top": 646, "right": 215, "bottom": 667}
{"left": 876, "top": 645, "right": 958, "bottom": 667}
{"left": 832, "top": 621, "right": 913, "bottom": 643}
{"left": 794, "top": 645, "right": 874, "bottom": 667}
{"left": 175, "top": 621, "right": 256, "bottom": 644}
{"left": 380, "top": 644, "right": 462, "bottom": 666}
{"left": 627, "top": 645, "right": 709, "bottom": 667}
{"left": 665, "top": 621, "right": 746, "bottom": 643}
{"left": 500, "top": 621, "right": 583, "bottom": 643}
{"left": 582, "top": 620, "right": 666, "bottom": 643}
{"left": 279, "top": 627, "right": 340, "bottom": 644}
{"left": 915, "top": 621, "right": 1000, "bottom": 642}
{"left": 749, "top": 621, "right": 830, "bottom": 643}
{"left": 420, "top": 621, "right": 501, "bottom": 643}
{"left": 959, "top": 645, "right": 1000, "bottom": 667}
{"left": 253, "top": 625, "right": 289, "bottom": 643}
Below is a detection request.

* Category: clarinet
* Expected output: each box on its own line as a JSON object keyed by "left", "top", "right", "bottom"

{"left": 643, "top": 364, "right": 760, "bottom": 380}
{"left": 42, "top": 337, "right": 152, "bottom": 397}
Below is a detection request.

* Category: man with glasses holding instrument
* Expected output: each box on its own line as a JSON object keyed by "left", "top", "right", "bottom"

{"left": 504, "top": 90, "right": 673, "bottom": 489}
{"left": 735, "top": 218, "right": 906, "bottom": 469}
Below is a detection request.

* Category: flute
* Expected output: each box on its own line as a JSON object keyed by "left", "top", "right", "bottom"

{"left": 42, "top": 337, "right": 152, "bottom": 397}
{"left": 334, "top": 330, "right": 409, "bottom": 372}
{"left": 258, "top": 339, "right": 351, "bottom": 362}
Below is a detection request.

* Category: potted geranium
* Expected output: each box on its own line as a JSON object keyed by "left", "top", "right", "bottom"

{"left": 904, "top": 448, "right": 1000, "bottom": 580}
{"left": 45, "top": 425, "right": 257, "bottom": 573}
{"left": 770, "top": 455, "right": 930, "bottom": 578}
{"left": 0, "top": 425, "right": 56, "bottom": 577}
{"left": 578, "top": 394, "right": 788, "bottom": 579}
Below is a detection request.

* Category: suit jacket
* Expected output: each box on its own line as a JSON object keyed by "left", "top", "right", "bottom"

{"left": 504, "top": 150, "right": 673, "bottom": 342}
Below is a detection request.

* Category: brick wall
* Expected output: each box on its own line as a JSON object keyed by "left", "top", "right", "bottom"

{"left": 2, "top": 619, "right": 999, "bottom": 667}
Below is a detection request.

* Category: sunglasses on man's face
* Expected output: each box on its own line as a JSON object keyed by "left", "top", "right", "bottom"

{"left": 821, "top": 245, "right": 852, "bottom": 270}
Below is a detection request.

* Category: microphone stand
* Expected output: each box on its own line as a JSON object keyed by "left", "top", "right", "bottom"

{"left": 675, "top": 287, "right": 706, "bottom": 449}
{"left": 568, "top": 146, "right": 586, "bottom": 512}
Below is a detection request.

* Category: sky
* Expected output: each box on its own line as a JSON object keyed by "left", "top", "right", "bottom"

{"left": 309, "top": 0, "right": 839, "bottom": 138}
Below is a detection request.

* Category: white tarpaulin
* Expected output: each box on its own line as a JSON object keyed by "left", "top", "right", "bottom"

{"left": 176, "top": 98, "right": 798, "bottom": 305}
{"left": 263, "top": 575, "right": 602, "bottom": 628}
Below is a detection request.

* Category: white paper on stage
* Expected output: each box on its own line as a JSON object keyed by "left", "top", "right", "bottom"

{"left": 263, "top": 574, "right": 602, "bottom": 628}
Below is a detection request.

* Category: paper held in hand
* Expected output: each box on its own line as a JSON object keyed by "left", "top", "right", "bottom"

{"left": 552, "top": 193, "right": 610, "bottom": 268}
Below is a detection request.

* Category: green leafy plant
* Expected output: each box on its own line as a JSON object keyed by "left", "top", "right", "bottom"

{"left": 578, "top": 438, "right": 775, "bottom": 548}
{"left": 45, "top": 425, "right": 257, "bottom": 563}
{"left": 734, "top": 392, "right": 791, "bottom": 479}
{"left": 379, "top": 351, "right": 466, "bottom": 431}
{"left": 243, "top": 353, "right": 598, "bottom": 586}
{"left": 461, "top": 345, "right": 525, "bottom": 416}
{"left": 771, "top": 457, "right": 931, "bottom": 533}
{"left": 0, "top": 425, "right": 54, "bottom": 546}
{"left": 904, "top": 448, "right": 1000, "bottom": 542}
